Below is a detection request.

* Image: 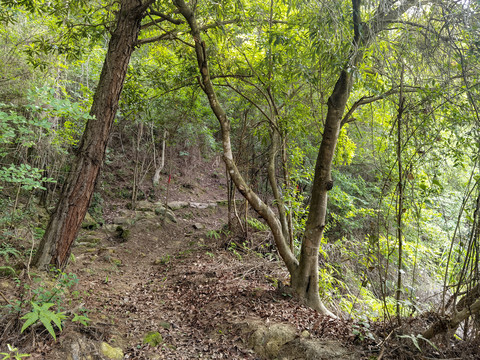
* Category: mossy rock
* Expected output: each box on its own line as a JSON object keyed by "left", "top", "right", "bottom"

{"left": 159, "top": 321, "right": 171, "bottom": 330}
{"left": 135, "top": 200, "right": 155, "bottom": 212}
{"left": 143, "top": 331, "right": 163, "bottom": 347}
{"left": 115, "top": 226, "right": 130, "bottom": 242}
{"left": 110, "top": 257, "right": 122, "bottom": 266}
{"left": 100, "top": 342, "right": 123, "bottom": 360}
{"left": 76, "top": 235, "right": 101, "bottom": 248}
{"left": 81, "top": 212, "right": 98, "bottom": 230}
{"left": 154, "top": 207, "right": 177, "bottom": 223}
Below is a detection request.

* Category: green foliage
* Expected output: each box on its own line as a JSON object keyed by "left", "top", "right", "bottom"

{"left": 0, "top": 344, "right": 30, "bottom": 360}
{"left": 0, "top": 163, "right": 54, "bottom": 191}
{"left": 0, "top": 242, "right": 21, "bottom": 262}
{"left": 327, "top": 170, "right": 377, "bottom": 238}
{"left": 397, "top": 333, "right": 438, "bottom": 352}
{"left": 206, "top": 229, "right": 221, "bottom": 240}
{"left": 88, "top": 192, "right": 104, "bottom": 225}
{"left": 20, "top": 301, "right": 66, "bottom": 340}
{"left": 71, "top": 313, "right": 90, "bottom": 326}
{"left": 246, "top": 217, "right": 269, "bottom": 232}
{"left": 143, "top": 331, "right": 163, "bottom": 347}
{"left": 2, "top": 268, "right": 89, "bottom": 340}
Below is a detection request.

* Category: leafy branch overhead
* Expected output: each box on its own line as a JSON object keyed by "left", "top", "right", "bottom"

{"left": 1, "top": 0, "right": 480, "bottom": 357}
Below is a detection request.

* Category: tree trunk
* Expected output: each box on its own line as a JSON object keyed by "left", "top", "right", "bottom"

{"left": 291, "top": 70, "right": 352, "bottom": 316}
{"left": 33, "top": 0, "right": 150, "bottom": 269}
{"left": 152, "top": 128, "right": 167, "bottom": 186}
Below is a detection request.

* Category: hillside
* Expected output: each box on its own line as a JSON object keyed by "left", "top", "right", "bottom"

{"left": 0, "top": 156, "right": 478, "bottom": 359}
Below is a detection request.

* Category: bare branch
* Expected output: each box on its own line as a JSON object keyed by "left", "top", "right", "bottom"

{"left": 341, "top": 86, "right": 419, "bottom": 126}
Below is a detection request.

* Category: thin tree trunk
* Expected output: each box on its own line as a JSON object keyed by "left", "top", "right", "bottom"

{"left": 33, "top": 0, "right": 152, "bottom": 269}
{"left": 173, "top": 0, "right": 298, "bottom": 276}
{"left": 132, "top": 121, "right": 144, "bottom": 209}
{"left": 153, "top": 128, "right": 167, "bottom": 186}
{"left": 395, "top": 67, "right": 405, "bottom": 320}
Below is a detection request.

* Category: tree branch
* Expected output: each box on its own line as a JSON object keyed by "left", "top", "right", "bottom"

{"left": 341, "top": 87, "right": 419, "bottom": 126}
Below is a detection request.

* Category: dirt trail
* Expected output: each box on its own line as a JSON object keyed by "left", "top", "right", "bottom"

{"left": 46, "top": 198, "right": 356, "bottom": 359}
{"left": 2, "top": 163, "right": 361, "bottom": 359}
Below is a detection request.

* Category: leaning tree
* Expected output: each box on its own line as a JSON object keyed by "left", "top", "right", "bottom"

{"left": 33, "top": 0, "right": 157, "bottom": 268}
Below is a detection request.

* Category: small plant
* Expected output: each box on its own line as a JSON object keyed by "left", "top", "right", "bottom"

{"left": 0, "top": 344, "right": 30, "bottom": 359}
{"left": 21, "top": 302, "right": 66, "bottom": 340}
{"left": 72, "top": 313, "right": 90, "bottom": 326}
{"left": 351, "top": 319, "right": 375, "bottom": 341}
{"left": 2, "top": 267, "right": 89, "bottom": 342}
{"left": 397, "top": 333, "right": 438, "bottom": 352}
{"left": 0, "top": 242, "right": 21, "bottom": 262}
{"left": 29, "top": 269, "right": 79, "bottom": 309}
{"left": 246, "top": 217, "right": 269, "bottom": 232}
{"left": 206, "top": 229, "right": 221, "bottom": 240}
{"left": 227, "top": 242, "right": 242, "bottom": 260}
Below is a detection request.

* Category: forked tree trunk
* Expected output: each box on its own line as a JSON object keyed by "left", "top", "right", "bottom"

{"left": 33, "top": 0, "right": 151, "bottom": 268}
{"left": 174, "top": 0, "right": 420, "bottom": 315}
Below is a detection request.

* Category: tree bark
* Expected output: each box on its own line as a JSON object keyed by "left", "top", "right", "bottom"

{"left": 291, "top": 70, "right": 352, "bottom": 316}
{"left": 33, "top": 0, "right": 151, "bottom": 269}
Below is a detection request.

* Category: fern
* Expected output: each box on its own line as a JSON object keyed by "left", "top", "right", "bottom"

{"left": 21, "top": 302, "right": 66, "bottom": 340}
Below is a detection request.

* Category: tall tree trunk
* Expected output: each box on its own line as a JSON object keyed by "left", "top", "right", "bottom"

{"left": 33, "top": 0, "right": 151, "bottom": 269}
{"left": 291, "top": 70, "right": 352, "bottom": 315}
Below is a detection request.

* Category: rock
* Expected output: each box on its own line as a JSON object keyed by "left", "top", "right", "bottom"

{"left": 112, "top": 216, "right": 133, "bottom": 226}
{"left": 249, "top": 323, "right": 297, "bottom": 359}
{"left": 193, "top": 223, "right": 204, "bottom": 230}
{"left": 81, "top": 212, "right": 98, "bottom": 230}
{"left": 155, "top": 207, "right": 177, "bottom": 223}
{"left": 0, "top": 279, "right": 13, "bottom": 291}
{"left": 159, "top": 321, "right": 171, "bottom": 330}
{"left": 49, "top": 331, "right": 99, "bottom": 360}
{"left": 143, "top": 331, "right": 163, "bottom": 347}
{"left": 135, "top": 200, "right": 155, "bottom": 212}
{"left": 278, "top": 339, "right": 356, "bottom": 360}
{"left": 153, "top": 255, "right": 171, "bottom": 265}
{"left": 110, "top": 257, "right": 122, "bottom": 266}
{"left": 167, "top": 201, "right": 189, "bottom": 210}
{"left": 135, "top": 211, "right": 157, "bottom": 220}
{"left": 190, "top": 202, "right": 208, "bottom": 209}
{"left": 104, "top": 224, "right": 117, "bottom": 232}
{"left": 76, "top": 235, "right": 100, "bottom": 248}
{"left": 153, "top": 202, "right": 166, "bottom": 210}
{"left": 100, "top": 342, "right": 123, "bottom": 360}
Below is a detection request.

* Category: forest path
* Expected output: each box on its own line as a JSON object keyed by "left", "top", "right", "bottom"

{"left": 45, "top": 198, "right": 359, "bottom": 360}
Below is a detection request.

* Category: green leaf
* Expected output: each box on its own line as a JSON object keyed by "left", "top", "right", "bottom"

{"left": 40, "top": 316, "right": 57, "bottom": 340}
{"left": 20, "top": 312, "right": 39, "bottom": 333}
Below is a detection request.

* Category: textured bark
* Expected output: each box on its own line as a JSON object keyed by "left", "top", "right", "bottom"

{"left": 423, "top": 296, "right": 480, "bottom": 340}
{"left": 33, "top": 0, "right": 150, "bottom": 269}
